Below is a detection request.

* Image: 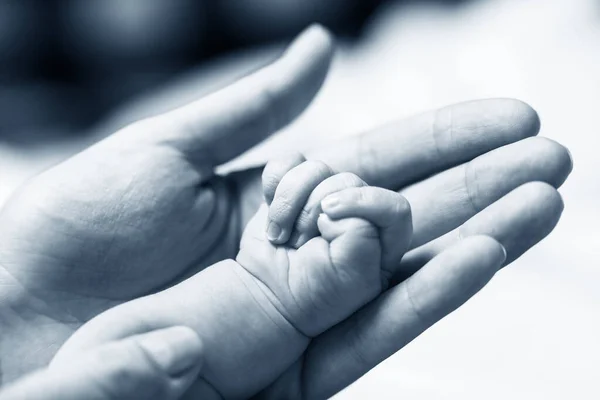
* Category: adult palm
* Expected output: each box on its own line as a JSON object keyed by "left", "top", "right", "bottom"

{"left": 0, "top": 25, "right": 571, "bottom": 395}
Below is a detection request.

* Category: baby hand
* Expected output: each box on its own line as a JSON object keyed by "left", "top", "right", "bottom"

{"left": 238, "top": 153, "right": 413, "bottom": 335}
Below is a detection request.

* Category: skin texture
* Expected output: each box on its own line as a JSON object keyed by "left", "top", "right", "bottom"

{"left": 53, "top": 164, "right": 413, "bottom": 399}
{"left": 0, "top": 25, "right": 572, "bottom": 397}
{"left": 0, "top": 326, "right": 203, "bottom": 400}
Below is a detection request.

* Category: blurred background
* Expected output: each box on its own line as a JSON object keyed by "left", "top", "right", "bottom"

{"left": 1, "top": 0, "right": 599, "bottom": 398}
{"left": 0, "top": 0, "right": 386, "bottom": 142}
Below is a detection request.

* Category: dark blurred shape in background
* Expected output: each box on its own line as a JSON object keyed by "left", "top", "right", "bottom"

{"left": 0, "top": 0, "right": 466, "bottom": 143}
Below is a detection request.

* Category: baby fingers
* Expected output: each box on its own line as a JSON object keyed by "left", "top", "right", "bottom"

{"left": 285, "top": 172, "right": 368, "bottom": 248}
{"left": 261, "top": 152, "right": 306, "bottom": 205}
{"left": 264, "top": 156, "right": 335, "bottom": 244}
{"left": 321, "top": 187, "right": 412, "bottom": 283}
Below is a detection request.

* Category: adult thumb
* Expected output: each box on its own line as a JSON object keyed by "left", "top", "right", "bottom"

{"left": 130, "top": 24, "right": 334, "bottom": 171}
{"left": 0, "top": 326, "right": 202, "bottom": 400}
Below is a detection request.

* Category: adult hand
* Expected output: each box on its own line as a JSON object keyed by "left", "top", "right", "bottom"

{"left": 0, "top": 326, "right": 202, "bottom": 400}
{"left": 0, "top": 23, "right": 572, "bottom": 392}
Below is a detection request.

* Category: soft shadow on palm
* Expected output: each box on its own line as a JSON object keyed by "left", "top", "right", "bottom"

{"left": 0, "top": 140, "right": 239, "bottom": 310}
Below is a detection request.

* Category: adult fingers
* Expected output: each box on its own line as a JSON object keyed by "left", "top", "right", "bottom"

{"left": 0, "top": 326, "right": 203, "bottom": 400}
{"left": 399, "top": 181, "right": 564, "bottom": 277}
{"left": 403, "top": 136, "right": 572, "bottom": 250}
{"left": 288, "top": 182, "right": 565, "bottom": 398}
{"left": 298, "top": 236, "right": 506, "bottom": 399}
{"left": 305, "top": 98, "right": 541, "bottom": 189}
{"left": 229, "top": 100, "right": 570, "bottom": 242}
{"left": 141, "top": 24, "right": 333, "bottom": 170}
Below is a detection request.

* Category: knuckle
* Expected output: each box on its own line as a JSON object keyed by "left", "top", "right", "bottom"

{"left": 305, "top": 160, "right": 335, "bottom": 178}
{"left": 403, "top": 279, "right": 433, "bottom": 327}
{"left": 262, "top": 153, "right": 307, "bottom": 193}
{"left": 351, "top": 219, "right": 379, "bottom": 239}
{"left": 337, "top": 187, "right": 363, "bottom": 207}
{"left": 288, "top": 151, "right": 307, "bottom": 164}
{"left": 464, "top": 161, "right": 482, "bottom": 213}
{"left": 262, "top": 152, "right": 304, "bottom": 181}
{"left": 431, "top": 106, "right": 453, "bottom": 159}
{"left": 337, "top": 172, "right": 366, "bottom": 189}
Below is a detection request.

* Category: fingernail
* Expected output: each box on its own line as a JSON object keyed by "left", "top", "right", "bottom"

{"left": 267, "top": 221, "right": 283, "bottom": 242}
{"left": 321, "top": 194, "right": 340, "bottom": 213}
{"left": 138, "top": 326, "right": 202, "bottom": 377}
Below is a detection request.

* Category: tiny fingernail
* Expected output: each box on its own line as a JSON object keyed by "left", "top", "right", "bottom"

{"left": 267, "top": 221, "right": 284, "bottom": 242}
{"left": 138, "top": 326, "right": 202, "bottom": 377}
{"left": 321, "top": 194, "right": 340, "bottom": 213}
